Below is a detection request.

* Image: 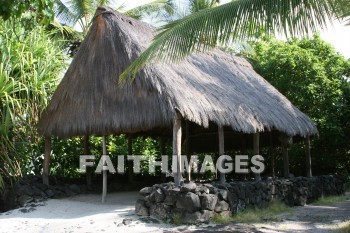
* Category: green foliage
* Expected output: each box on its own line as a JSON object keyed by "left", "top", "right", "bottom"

{"left": 248, "top": 35, "right": 350, "bottom": 177}
{"left": 124, "top": 0, "right": 176, "bottom": 21}
{"left": 120, "top": 0, "right": 337, "bottom": 81}
{"left": 334, "top": 0, "right": 350, "bottom": 25}
{"left": 35, "top": 135, "right": 167, "bottom": 179}
{"left": 0, "top": 18, "right": 67, "bottom": 188}
{"left": 171, "top": 213, "right": 182, "bottom": 225}
{"left": 0, "top": 0, "right": 54, "bottom": 25}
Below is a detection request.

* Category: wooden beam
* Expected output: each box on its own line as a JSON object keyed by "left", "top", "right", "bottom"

{"left": 160, "top": 137, "right": 166, "bottom": 182}
{"left": 253, "top": 133, "right": 261, "bottom": 181}
{"left": 279, "top": 135, "right": 291, "bottom": 178}
{"left": 43, "top": 136, "right": 51, "bottom": 185}
{"left": 241, "top": 136, "right": 247, "bottom": 180}
{"left": 84, "top": 135, "right": 92, "bottom": 186}
{"left": 173, "top": 111, "right": 182, "bottom": 186}
{"left": 269, "top": 133, "right": 275, "bottom": 178}
{"left": 127, "top": 135, "right": 133, "bottom": 182}
{"left": 186, "top": 121, "right": 191, "bottom": 182}
{"left": 102, "top": 136, "right": 107, "bottom": 203}
{"left": 305, "top": 136, "right": 312, "bottom": 177}
{"left": 282, "top": 145, "right": 289, "bottom": 178}
{"left": 218, "top": 126, "right": 226, "bottom": 184}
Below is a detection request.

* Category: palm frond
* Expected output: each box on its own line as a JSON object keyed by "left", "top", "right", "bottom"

{"left": 54, "top": 0, "right": 78, "bottom": 26}
{"left": 124, "top": 0, "right": 176, "bottom": 20}
{"left": 334, "top": 0, "right": 350, "bottom": 25}
{"left": 120, "top": 0, "right": 337, "bottom": 81}
{"left": 49, "top": 20, "right": 83, "bottom": 40}
{"left": 190, "top": 0, "right": 219, "bottom": 13}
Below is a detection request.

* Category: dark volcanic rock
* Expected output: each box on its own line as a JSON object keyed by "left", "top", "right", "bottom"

{"left": 18, "top": 195, "right": 33, "bottom": 207}
{"left": 180, "top": 182, "right": 196, "bottom": 192}
{"left": 135, "top": 199, "right": 149, "bottom": 216}
{"left": 214, "top": 200, "right": 230, "bottom": 213}
{"left": 140, "top": 187, "right": 153, "bottom": 196}
{"left": 69, "top": 184, "right": 81, "bottom": 194}
{"left": 200, "top": 194, "right": 218, "bottom": 211}
{"left": 154, "top": 188, "right": 165, "bottom": 203}
{"left": 176, "top": 192, "right": 201, "bottom": 213}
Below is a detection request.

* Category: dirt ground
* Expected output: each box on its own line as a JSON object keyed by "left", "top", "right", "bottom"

{"left": 0, "top": 192, "right": 349, "bottom": 233}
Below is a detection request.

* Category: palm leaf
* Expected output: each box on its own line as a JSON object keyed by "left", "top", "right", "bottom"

{"left": 334, "top": 0, "right": 350, "bottom": 25}
{"left": 120, "top": 0, "right": 337, "bottom": 81}
{"left": 124, "top": 0, "right": 176, "bottom": 20}
{"left": 54, "top": 0, "right": 79, "bottom": 26}
{"left": 190, "top": 0, "right": 219, "bottom": 13}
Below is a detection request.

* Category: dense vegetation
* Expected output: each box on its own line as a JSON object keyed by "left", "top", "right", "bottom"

{"left": 247, "top": 35, "right": 350, "bottom": 178}
{"left": 0, "top": 0, "right": 349, "bottom": 190}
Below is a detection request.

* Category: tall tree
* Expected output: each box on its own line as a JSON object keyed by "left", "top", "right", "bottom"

{"left": 248, "top": 35, "right": 350, "bottom": 177}
{"left": 119, "top": 0, "right": 338, "bottom": 80}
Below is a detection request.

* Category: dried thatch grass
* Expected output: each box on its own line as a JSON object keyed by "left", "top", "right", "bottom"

{"left": 38, "top": 7, "right": 318, "bottom": 139}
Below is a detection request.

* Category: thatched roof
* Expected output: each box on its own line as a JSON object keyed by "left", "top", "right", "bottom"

{"left": 38, "top": 7, "right": 318, "bottom": 139}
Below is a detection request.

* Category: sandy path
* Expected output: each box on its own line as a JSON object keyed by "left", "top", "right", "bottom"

{"left": 0, "top": 192, "right": 172, "bottom": 233}
{"left": 0, "top": 192, "right": 349, "bottom": 233}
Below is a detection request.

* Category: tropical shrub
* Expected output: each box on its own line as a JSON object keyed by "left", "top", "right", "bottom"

{"left": 0, "top": 18, "right": 67, "bottom": 189}
{"left": 248, "top": 35, "right": 350, "bottom": 177}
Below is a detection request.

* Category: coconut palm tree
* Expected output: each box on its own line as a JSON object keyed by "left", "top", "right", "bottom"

{"left": 120, "top": 0, "right": 339, "bottom": 80}
{"left": 55, "top": 0, "right": 176, "bottom": 35}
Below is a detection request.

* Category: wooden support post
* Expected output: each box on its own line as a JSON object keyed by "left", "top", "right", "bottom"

{"left": 186, "top": 121, "right": 191, "bottom": 182}
{"left": 43, "top": 136, "right": 51, "bottom": 185}
{"left": 282, "top": 146, "right": 289, "bottom": 178}
{"left": 305, "top": 136, "right": 312, "bottom": 177}
{"left": 102, "top": 136, "right": 107, "bottom": 203}
{"left": 269, "top": 133, "right": 275, "bottom": 178}
{"left": 279, "top": 135, "right": 292, "bottom": 178}
{"left": 218, "top": 126, "right": 226, "bottom": 184}
{"left": 127, "top": 135, "right": 133, "bottom": 182}
{"left": 160, "top": 137, "right": 166, "bottom": 182}
{"left": 84, "top": 135, "right": 92, "bottom": 186}
{"left": 241, "top": 136, "right": 247, "bottom": 180}
{"left": 173, "top": 111, "right": 182, "bottom": 186}
{"left": 253, "top": 133, "right": 261, "bottom": 181}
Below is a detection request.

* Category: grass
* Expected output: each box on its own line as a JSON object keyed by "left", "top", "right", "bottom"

{"left": 172, "top": 213, "right": 182, "bottom": 225}
{"left": 231, "top": 200, "right": 293, "bottom": 223}
{"left": 314, "top": 195, "right": 347, "bottom": 205}
{"left": 211, "top": 214, "right": 233, "bottom": 224}
{"left": 210, "top": 200, "right": 293, "bottom": 224}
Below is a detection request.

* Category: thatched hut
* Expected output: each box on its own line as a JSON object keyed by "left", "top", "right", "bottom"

{"left": 38, "top": 7, "right": 317, "bottom": 196}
